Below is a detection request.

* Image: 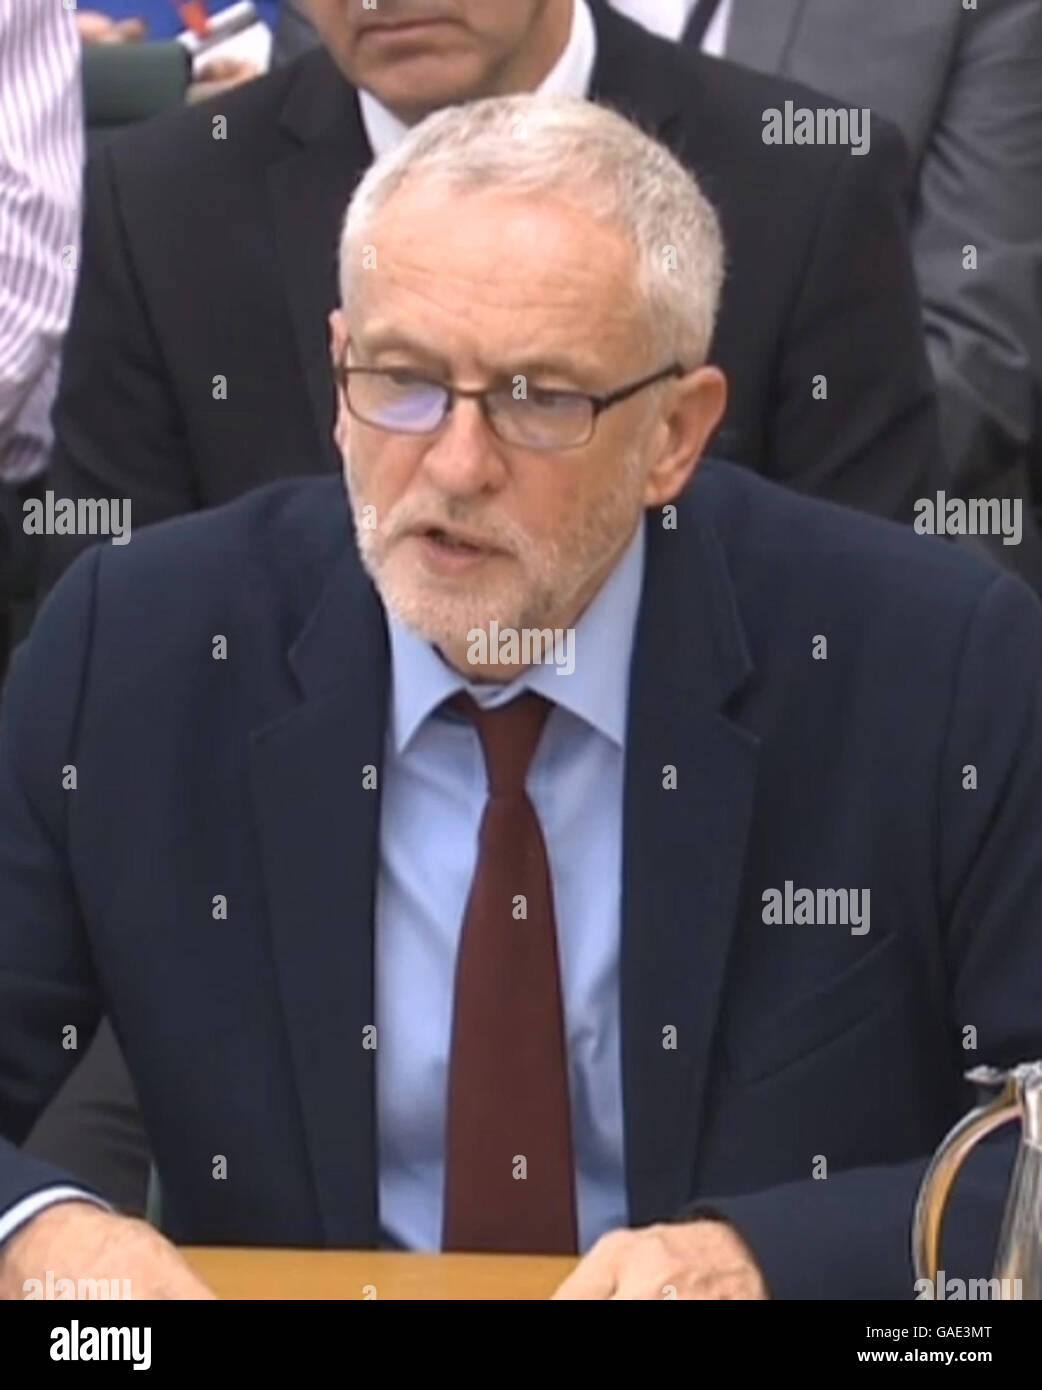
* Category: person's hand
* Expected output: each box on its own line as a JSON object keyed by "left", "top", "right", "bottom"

{"left": 76, "top": 11, "right": 148, "bottom": 43}
{"left": 187, "top": 58, "right": 262, "bottom": 103}
{"left": 0, "top": 1201, "right": 215, "bottom": 1300}
{"left": 551, "top": 1219, "right": 770, "bottom": 1300}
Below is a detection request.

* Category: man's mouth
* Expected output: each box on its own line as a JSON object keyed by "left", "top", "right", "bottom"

{"left": 411, "top": 524, "right": 498, "bottom": 552}
{"left": 405, "top": 525, "right": 508, "bottom": 569}
{"left": 361, "top": 17, "right": 452, "bottom": 38}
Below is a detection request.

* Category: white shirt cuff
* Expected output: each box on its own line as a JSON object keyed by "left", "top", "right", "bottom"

{"left": 0, "top": 1186, "right": 112, "bottom": 1248}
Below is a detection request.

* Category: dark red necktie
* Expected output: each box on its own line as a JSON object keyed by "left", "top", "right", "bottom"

{"left": 442, "top": 691, "right": 579, "bottom": 1253}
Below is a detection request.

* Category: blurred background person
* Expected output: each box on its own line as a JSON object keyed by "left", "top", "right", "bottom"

{"left": 0, "top": 0, "right": 83, "bottom": 681}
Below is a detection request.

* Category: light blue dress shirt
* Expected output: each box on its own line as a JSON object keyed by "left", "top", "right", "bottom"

{"left": 377, "top": 519, "right": 646, "bottom": 1253}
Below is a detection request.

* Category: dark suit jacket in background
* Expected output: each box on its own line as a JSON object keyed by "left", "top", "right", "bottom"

{"left": 3, "top": 460, "right": 1041, "bottom": 1298}
{"left": 0, "top": 476, "right": 45, "bottom": 689}
{"left": 271, "top": 0, "right": 320, "bottom": 68}
{"left": 38, "top": 0, "right": 941, "bottom": 594}
{"left": 723, "top": 0, "right": 1042, "bottom": 588}
{"left": 0, "top": 504, "right": 10, "bottom": 681}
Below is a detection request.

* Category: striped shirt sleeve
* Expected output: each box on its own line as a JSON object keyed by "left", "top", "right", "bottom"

{"left": 0, "top": 0, "right": 84, "bottom": 481}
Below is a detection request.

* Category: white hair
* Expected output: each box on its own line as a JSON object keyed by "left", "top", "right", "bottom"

{"left": 339, "top": 93, "right": 726, "bottom": 365}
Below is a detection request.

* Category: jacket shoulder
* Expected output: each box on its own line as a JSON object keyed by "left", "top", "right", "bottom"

{"left": 83, "top": 476, "right": 352, "bottom": 640}
{"left": 107, "top": 471, "right": 346, "bottom": 573}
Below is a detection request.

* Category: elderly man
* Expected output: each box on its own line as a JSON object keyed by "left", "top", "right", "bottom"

{"left": 27, "top": 0, "right": 947, "bottom": 1209}
{"left": 1, "top": 96, "right": 1040, "bottom": 1301}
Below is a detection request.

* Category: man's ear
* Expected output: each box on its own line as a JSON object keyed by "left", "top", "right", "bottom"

{"left": 643, "top": 365, "right": 727, "bottom": 509}
{"left": 329, "top": 309, "right": 349, "bottom": 370}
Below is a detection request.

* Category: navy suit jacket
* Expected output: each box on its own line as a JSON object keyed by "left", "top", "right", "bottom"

{"left": 2, "top": 460, "right": 1041, "bottom": 1298}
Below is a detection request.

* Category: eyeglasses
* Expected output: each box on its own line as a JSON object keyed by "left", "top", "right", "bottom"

{"left": 335, "top": 355, "right": 685, "bottom": 452}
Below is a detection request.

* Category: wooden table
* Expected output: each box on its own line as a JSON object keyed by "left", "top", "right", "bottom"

{"left": 181, "top": 1248, "right": 577, "bottom": 1300}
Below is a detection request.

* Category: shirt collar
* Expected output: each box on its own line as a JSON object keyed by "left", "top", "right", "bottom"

{"left": 357, "top": 0, "right": 597, "bottom": 159}
{"left": 387, "top": 515, "right": 646, "bottom": 753}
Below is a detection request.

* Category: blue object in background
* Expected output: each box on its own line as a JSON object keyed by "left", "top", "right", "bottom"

{"left": 90, "top": 0, "right": 281, "bottom": 41}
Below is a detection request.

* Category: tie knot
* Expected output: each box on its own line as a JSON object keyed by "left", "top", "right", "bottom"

{"left": 452, "top": 690, "right": 551, "bottom": 796}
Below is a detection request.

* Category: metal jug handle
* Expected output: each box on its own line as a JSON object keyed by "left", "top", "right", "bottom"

{"left": 911, "top": 1069, "right": 1020, "bottom": 1286}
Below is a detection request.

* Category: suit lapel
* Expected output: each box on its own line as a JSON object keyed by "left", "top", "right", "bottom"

{"left": 250, "top": 546, "right": 390, "bottom": 1245}
{"left": 590, "top": 1, "right": 687, "bottom": 133}
{"left": 267, "top": 52, "right": 372, "bottom": 469}
{"left": 724, "top": 0, "right": 808, "bottom": 72}
{"left": 622, "top": 481, "right": 759, "bottom": 1225}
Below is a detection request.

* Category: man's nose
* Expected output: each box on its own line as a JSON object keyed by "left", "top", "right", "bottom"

{"left": 420, "top": 394, "right": 506, "bottom": 494}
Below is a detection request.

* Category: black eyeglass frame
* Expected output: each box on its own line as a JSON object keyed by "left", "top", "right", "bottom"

{"left": 333, "top": 352, "right": 687, "bottom": 451}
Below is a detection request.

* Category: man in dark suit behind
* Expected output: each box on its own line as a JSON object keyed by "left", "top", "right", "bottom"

{"left": 1, "top": 96, "right": 1039, "bottom": 1299}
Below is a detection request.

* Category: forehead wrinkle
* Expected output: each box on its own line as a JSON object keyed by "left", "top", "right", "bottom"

{"left": 365, "top": 188, "right": 641, "bottom": 311}
{"left": 353, "top": 200, "right": 647, "bottom": 368}
{"left": 357, "top": 257, "right": 643, "bottom": 364}
{"left": 380, "top": 244, "right": 633, "bottom": 312}
{"left": 359, "top": 296, "right": 641, "bottom": 382}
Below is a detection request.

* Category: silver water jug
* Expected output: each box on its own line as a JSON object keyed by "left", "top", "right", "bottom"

{"left": 912, "top": 1061, "right": 1042, "bottom": 1299}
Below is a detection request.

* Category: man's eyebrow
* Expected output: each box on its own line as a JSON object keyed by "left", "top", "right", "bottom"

{"left": 509, "top": 356, "right": 603, "bottom": 387}
{"left": 355, "top": 332, "right": 450, "bottom": 371}
{"left": 356, "top": 332, "right": 603, "bottom": 387}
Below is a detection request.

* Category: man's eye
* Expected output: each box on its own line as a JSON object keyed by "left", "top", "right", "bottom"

{"left": 386, "top": 370, "right": 428, "bottom": 389}
{"left": 527, "top": 387, "right": 576, "bottom": 409}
